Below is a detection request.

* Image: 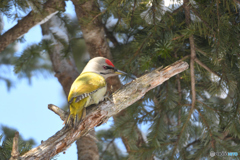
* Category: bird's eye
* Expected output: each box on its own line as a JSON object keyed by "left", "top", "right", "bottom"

{"left": 103, "top": 66, "right": 107, "bottom": 70}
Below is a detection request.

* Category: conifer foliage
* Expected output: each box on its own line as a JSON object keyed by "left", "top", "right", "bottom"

{"left": 1, "top": 0, "right": 240, "bottom": 159}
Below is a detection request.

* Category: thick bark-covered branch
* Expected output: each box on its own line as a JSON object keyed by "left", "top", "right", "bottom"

{"left": 0, "top": 0, "right": 65, "bottom": 53}
{"left": 19, "top": 60, "right": 189, "bottom": 160}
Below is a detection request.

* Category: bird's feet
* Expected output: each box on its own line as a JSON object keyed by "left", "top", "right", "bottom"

{"left": 104, "top": 91, "right": 113, "bottom": 102}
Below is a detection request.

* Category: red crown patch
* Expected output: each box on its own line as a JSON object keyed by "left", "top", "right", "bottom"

{"left": 105, "top": 59, "right": 114, "bottom": 67}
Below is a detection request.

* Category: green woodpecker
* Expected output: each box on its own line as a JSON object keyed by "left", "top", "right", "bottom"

{"left": 65, "top": 57, "right": 126, "bottom": 128}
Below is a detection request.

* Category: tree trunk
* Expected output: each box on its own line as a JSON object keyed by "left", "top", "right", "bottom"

{"left": 71, "top": 0, "right": 148, "bottom": 157}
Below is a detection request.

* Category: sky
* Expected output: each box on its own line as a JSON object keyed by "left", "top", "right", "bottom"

{"left": 0, "top": 1, "right": 181, "bottom": 159}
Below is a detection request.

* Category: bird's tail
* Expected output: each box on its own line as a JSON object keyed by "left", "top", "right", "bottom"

{"left": 64, "top": 105, "right": 86, "bottom": 129}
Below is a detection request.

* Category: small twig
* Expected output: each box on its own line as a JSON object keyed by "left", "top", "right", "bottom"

{"left": 48, "top": 104, "right": 68, "bottom": 121}
{"left": 172, "top": 35, "right": 185, "bottom": 41}
{"left": 180, "top": 55, "right": 190, "bottom": 61}
{"left": 10, "top": 132, "right": 20, "bottom": 160}
{"left": 195, "top": 48, "right": 207, "bottom": 56}
{"left": 194, "top": 58, "right": 221, "bottom": 77}
{"left": 195, "top": 107, "right": 215, "bottom": 150}
{"left": 196, "top": 100, "right": 219, "bottom": 113}
{"left": 185, "top": 139, "right": 200, "bottom": 149}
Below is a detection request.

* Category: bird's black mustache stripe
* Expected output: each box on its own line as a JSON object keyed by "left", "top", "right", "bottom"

{"left": 100, "top": 72, "right": 110, "bottom": 75}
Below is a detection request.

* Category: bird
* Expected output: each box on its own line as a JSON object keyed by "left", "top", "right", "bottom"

{"left": 65, "top": 57, "right": 127, "bottom": 128}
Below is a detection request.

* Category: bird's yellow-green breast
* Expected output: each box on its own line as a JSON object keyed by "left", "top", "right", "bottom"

{"left": 68, "top": 72, "right": 106, "bottom": 102}
{"left": 66, "top": 72, "right": 107, "bottom": 128}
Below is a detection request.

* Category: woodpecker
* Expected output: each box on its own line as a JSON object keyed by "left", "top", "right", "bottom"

{"left": 65, "top": 57, "right": 126, "bottom": 128}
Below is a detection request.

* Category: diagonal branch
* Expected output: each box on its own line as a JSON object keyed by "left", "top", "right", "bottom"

{"left": 196, "top": 47, "right": 207, "bottom": 56}
{"left": 0, "top": 0, "right": 65, "bottom": 53}
{"left": 194, "top": 58, "right": 221, "bottom": 77}
{"left": 19, "top": 60, "right": 189, "bottom": 160}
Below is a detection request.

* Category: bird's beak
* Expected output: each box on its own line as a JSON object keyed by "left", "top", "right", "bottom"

{"left": 114, "top": 68, "right": 127, "bottom": 75}
{"left": 114, "top": 68, "right": 137, "bottom": 79}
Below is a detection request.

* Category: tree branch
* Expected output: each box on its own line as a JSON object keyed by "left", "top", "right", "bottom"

{"left": 0, "top": 0, "right": 65, "bottom": 53}
{"left": 184, "top": 0, "right": 196, "bottom": 110}
{"left": 19, "top": 60, "right": 188, "bottom": 160}
{"left": 194, "top": 58, "right": 220, "bottom": 77}
{"left": 48, "top": 104, "right": 68, "bottom": 121}
{"left": 10, "top": 132, "right": 20, "bottom": 160}
{"left": 195, "top": 47, "right": 207, "bottom": 56}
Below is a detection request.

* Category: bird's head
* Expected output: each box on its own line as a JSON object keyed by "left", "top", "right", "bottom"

{"left": 82, "top": 57, "right": 127, "bottom": 79}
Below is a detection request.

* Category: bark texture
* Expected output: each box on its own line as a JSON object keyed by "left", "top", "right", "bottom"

{"left": 76, "top": 130, "right": 99, "bottom": 160}
{"left": 0, "top": 0, "right": 65, "bottom": 53}
{"left": 72, "top": 0, "right": 112, "bottom": 59}
{"left": 19, "top": 60, "right": 189, "bottom": 160}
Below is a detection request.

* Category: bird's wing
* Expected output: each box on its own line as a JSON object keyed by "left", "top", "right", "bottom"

{"left": 68, "top": 72, "right": 106, "bottom": 104}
